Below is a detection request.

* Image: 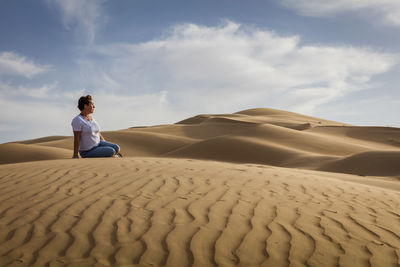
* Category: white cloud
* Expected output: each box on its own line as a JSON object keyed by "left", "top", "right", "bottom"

{"left": 0, "top": 81, "right": 57, "bottom": 99}
{"left": 281, "top": 0, "right": 400, "bottom": 26}
{"left": 0, "top": 51, "right": 50, "bottom": 78}
{"left": 316, "top": 94, "right": 400, "bottom": 127}
{"left": 0, "top": 80, "right": 85, "bottom": 101}
{"left": 86, "top": 21, "right": 396, "bottom": 114}
{"left": 45, "top": 0, "right": 106, "bottom": 43}
{"left": 0, "top": 96, "right": 74, "bottom": 143}
{"left": 93, "top": 90, "right": 181, "bottom": 129}
{"left": 1, "top": 21, "right": 398, "bottom": 143}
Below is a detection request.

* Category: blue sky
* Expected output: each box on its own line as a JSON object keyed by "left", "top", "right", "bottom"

{"left": 1, "top": 0, "right": 400, "bottom": 143}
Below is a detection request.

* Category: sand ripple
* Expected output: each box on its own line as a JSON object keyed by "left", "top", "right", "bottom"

{"left": 0, "top": 158, "right": 399, "bottom": 266}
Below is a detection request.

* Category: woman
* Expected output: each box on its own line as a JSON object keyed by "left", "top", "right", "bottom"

{"left": 71, "top": 95, "right": 122, "bottom": 158}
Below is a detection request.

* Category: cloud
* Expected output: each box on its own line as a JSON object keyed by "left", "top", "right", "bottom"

{"left": 45, "top": 0, "right": 106, "bottom": 43}
{"left": 0, "top": 51, "right": 50, "bottom": 78}
{"left": 280, "top": 0, "right": 400, "bottom": 26}
{"left": 1, "top": 21, "right": 398, "bottom": 143}
{"left": 93, "top": 90, "right": 181, "bottom": 129}
{"left": 0, "top": 81, "right": 61, "bottom": 99}
{"left": 85, "top": 21, "right": 396, "bottom": 115}
{"left": 0, "top": 81, "right": 87, "bottom": 143}
{"left": 0, "top": 95, "right": 75, "bottom": 143}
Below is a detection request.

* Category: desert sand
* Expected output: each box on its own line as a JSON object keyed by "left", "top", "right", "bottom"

{"left": 0, "top": 108, "right": 399, "bottom": 266}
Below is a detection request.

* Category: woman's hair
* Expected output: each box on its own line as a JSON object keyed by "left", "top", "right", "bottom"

{"left": 78, "top": 95, "right": 93, "bottom": 111}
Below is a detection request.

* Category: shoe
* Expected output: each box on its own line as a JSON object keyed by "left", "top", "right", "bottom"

{"left": 115, "top": 152, "right": 123, "bottom": 158}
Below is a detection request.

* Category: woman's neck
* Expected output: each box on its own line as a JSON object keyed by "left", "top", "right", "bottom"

{"left": 80, "top": 112, "right": 92, "bottom": 120}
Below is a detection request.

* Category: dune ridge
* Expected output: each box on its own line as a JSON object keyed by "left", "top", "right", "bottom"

{"left": 2, "top": 108, "right": 400, "bottom": 177}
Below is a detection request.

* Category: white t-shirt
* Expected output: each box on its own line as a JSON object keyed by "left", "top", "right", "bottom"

{"left": 71, "top": 114, "right": 101, "bottom": 151}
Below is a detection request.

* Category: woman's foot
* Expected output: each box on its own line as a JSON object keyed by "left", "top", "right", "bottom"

{"left": 114, "top": 152, "right": 123, "bottom": 158}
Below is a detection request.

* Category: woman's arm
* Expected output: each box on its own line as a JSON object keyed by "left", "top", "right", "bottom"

{"left": 99, "top": 132, "right": 105, "bottom": 141}
{"left": 73, "top": 131, "right": 81, "bottom": 158}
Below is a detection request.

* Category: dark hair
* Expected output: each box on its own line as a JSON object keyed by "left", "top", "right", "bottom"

{"left": 78, "top": 95, "right": 93, "bottom": 111}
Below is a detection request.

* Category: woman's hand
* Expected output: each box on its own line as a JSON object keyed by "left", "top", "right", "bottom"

{"left": 73, "top": 131, "right": 81, "bottom": 158}
{"left": 99, "top": 132, "right": 105, "bottom": 141}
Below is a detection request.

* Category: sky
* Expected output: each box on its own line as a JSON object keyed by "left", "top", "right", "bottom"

{"left": 1, "top": 0, "right": 400, "bottom": 143}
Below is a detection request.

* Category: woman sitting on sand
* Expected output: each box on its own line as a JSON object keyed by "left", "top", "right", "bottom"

{"left": 71, "top": 95, "right": 122, "bottom": 158}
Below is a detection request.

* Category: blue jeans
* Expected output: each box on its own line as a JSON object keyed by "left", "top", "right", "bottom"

{"left": 79, "top": 140, "right": 120, "bottom": 158}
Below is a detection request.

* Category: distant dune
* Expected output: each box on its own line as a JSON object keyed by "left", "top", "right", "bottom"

{"left": 2, "top": 107, "right": 400, "bottom": 177}
{"left": 0, "top": 108, "right": 399, "bottom": 266}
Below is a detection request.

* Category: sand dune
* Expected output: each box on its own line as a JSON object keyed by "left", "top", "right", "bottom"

{"left": 2, "top": 108, "right": 399, "bottom": 177}
{"left": 0, "top": 143, "right": 72, "bottom": 165}
{"left": 319, "top": 150, "right": 400, "bottom": 176}
{"left": 0, "top": 107, "right": 400, "bottom": 266}
{"left": 0, "top": 158, "right": 399, "bottom": 266}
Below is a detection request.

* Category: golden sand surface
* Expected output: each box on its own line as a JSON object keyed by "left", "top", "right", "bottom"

{"left": 0, "top": 108, "right": 399, "bottom": 266}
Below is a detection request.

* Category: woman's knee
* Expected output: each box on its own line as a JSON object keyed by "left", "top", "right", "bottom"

{"left": 101, "top": 141, "right": 120, "bottom": 153}
{"left": 92, "top": 147, "right": 115, "bottom": 157}
{"left": 104, "top": 147, "right": 116, "bottom": 157}
{"left": 114, "top": 144, "right": 120, "bottom": 152}
{"left": 110, "top": 143, "right": 120, "bottom": 153}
